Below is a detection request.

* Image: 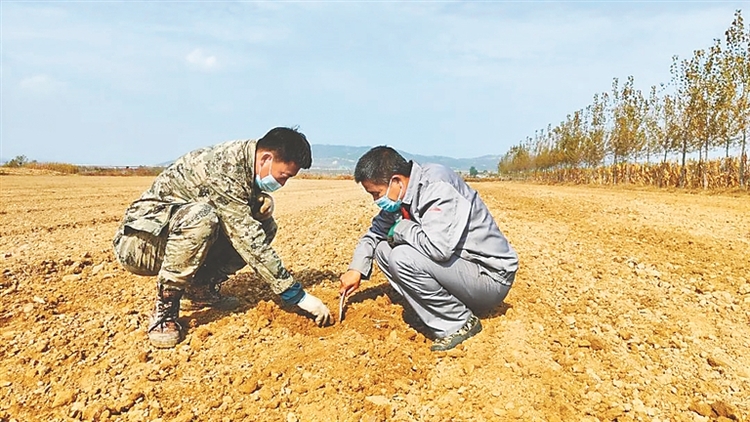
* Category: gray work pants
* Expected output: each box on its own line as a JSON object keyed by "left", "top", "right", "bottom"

{"left": 113, "top": 202, "right": 276, "bottom": 289}
{"left": 375, "top": 241, "right": 513, "bottom": 338}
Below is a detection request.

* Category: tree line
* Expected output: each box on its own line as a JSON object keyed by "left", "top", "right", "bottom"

{"left": 1, "top": 155, "right": 164, "bottom": 176}
{"left": 499, "top": 10, "right": 749, "bottom": 189}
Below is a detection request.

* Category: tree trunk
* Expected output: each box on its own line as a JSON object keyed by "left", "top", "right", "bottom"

{"left": 680, "top": 139, "right": 688, "bottom": 188}
{"left": 741, "top": 130, "right": 747, "bottom": 188}
{"left": 725, "top": 138, "right": 730, "bottom": 158}
{"left": 703, "top": 140, "right": 708, "bottom": 190}
{"left": 697, "top": 143, "right": 703, "bottom": 189}
{"left": 626, "top": 163, "right": 630, "bottom": 185}
{"left": 613, "top": 153, "right": 618, "bottom": 185}
{"left": 723, "top": 137, "right": 731, "bottom": 187}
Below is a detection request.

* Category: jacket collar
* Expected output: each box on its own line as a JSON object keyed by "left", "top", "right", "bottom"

{"left": 402, "top": 161, "right": 421, "bottom": 206}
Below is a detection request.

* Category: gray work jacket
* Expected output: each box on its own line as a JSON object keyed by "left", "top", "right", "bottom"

{"left": 348, "top": 162, "right": 519, "bottom": 285}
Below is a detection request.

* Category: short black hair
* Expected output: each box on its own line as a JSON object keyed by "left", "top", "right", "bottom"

{"left": 354, "top": 146, "right": 412, "bottom": 185}
{"left": 257, "top": 127, "right": 312, "bottom": 169}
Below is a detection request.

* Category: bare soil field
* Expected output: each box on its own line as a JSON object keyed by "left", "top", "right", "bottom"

{"left": 1, "top": 175, "right": 749, "bottom": 422}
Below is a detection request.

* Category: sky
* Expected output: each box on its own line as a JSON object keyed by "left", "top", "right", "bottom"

{"left": 2, "top": 1, "right": 748, "bottom": 166}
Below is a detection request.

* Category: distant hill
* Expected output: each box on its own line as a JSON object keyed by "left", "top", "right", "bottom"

{"left": 309, "top": 145, "right": 500, "bottom": 173}
{"left": 157, "top": 144, "right": 501, "bottom": 174}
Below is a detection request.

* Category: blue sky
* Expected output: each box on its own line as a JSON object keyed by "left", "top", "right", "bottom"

{"left": 2, "top": 1, "right": 747, "bottom": 166}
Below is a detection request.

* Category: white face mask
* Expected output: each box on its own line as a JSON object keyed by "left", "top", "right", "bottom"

{"left": 255, "top": 157, "right": 282, "bottom": 192}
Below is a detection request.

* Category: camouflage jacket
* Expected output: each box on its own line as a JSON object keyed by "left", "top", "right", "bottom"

{"left": 121, "top": 140, "right": 294, "bottom": 293}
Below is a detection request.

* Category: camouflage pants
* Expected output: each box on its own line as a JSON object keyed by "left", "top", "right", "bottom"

{"left": 113, "top": 202, "right": 276, "bottom": 290}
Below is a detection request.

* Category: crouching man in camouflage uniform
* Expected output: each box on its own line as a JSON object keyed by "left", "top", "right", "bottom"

{"left": 340, "top": 147, "right": 518, "bottom": 351}
{"left": 114, "top": 127, "right": 332, "bottom": 348}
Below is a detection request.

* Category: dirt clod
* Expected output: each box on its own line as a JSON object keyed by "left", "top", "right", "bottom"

{"left": 51, "top": 389, "right": 76, "bottom": 408}
{"left": 712, "top": 401, "right": 740, "bottom": 420}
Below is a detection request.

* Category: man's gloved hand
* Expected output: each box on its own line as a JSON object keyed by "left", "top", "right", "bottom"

{"left": 297, "top": 293, "right": 332, "bottom": 326}
{"left": 252, "top": 192, "right": 275, "bottom": 221}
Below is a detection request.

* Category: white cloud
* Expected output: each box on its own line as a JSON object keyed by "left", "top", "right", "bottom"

{"left": 19, "top": 74, "right": 63, "bottom": 94}
{"left": 185, "top": 48, "right": 218, "bottom": 71}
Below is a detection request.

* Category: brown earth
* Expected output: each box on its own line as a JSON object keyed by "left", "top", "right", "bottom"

{"left": 1, "top": 176, "right": 749, "bottom": 422}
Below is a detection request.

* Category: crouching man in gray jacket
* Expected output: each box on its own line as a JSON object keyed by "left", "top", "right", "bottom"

{"left": 339, "top": 146, "right": 518, "bottom": 351}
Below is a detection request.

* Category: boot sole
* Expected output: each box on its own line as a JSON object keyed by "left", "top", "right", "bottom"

{"left": 149, "top": 332, "right": 181, "bottom": 349}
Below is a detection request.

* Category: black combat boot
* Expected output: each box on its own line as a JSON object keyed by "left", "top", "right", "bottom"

{"left": 148, "top": 283, "right": 183, "bottom": 348}
{"left": 183, "top": 275, "right": 239, "bottom": 311}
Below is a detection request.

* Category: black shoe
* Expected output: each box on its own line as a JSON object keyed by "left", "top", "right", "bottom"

{"left": 430, "top": 315, "right": 482, "bottom": 352}
{"left": 183, "top": 277, "right": 239, "bottom": 311}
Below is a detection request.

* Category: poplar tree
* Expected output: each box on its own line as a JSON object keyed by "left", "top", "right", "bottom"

{"left": 672, "top": 55, "right": 701, "bottom": 186}
{"left": 725, "top": 10, "right": 750, "bottom": 186}
{"left": 660, "top": 94, "right": 682, "bottom": 163}
{"left": 609, "top": 76, "right": 646, "bottom": 181}
{"left": 582, "top": 93, "right": 608, "bottom": 167}
{"left": 644, "top": 85, "right": 664, "bottom": 163}
{"left": 556, "top": 111, "right": 585, "bottom": 168}
{"left": 684, "top": 42, "right": 728, "bottom": 188}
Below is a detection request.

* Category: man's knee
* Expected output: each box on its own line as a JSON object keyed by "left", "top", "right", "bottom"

{"left": 374, "top": 241, "right": 392, "bottom": 271}
{"left": 113, "top": 228, "right": 164, "bottom": 276}
{"left": 387, "top": 245, "right": 425, "bottom": 280}
{"left": 170, "top": 203, "right": 220, "bottom": 233}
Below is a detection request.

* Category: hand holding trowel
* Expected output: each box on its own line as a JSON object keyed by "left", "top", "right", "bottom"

{"left": 338, "top": 269, "right": 362, "bottom": 323}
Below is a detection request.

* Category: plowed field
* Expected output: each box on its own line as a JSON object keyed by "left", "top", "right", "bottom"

{"left": 1, "top": 175, "right": 749, "bottom": 422}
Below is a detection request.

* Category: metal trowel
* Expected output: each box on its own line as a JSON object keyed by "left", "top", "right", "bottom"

{"left": 339, "top": 292, "right": 347, "bottom": 323}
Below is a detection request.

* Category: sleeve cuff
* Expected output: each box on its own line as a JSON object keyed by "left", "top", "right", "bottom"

{"left": 279, "top": 282, "right": 306, "bottom": 305}
{"left": 350, "top": 266, "right": 372, "bottom": 280}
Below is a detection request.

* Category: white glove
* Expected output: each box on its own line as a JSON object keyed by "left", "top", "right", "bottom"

{"left": 297, "top": 293, "right": 332, "bottom": 326}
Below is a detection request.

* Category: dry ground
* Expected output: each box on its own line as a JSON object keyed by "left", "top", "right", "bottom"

{"left": 0, "top": 175, "right": 749, "bottom": 422}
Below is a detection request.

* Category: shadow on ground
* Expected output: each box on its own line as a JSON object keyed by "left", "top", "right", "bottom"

{"left": 183, "top": 267, "right": 338, "bottom": 328}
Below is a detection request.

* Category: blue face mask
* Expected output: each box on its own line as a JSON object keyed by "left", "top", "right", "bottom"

{"left": 374, "top": 179, "right": 403, "bottom": 213}
{"left": 255, "top": 158, "right": 282, "bottom": 192}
